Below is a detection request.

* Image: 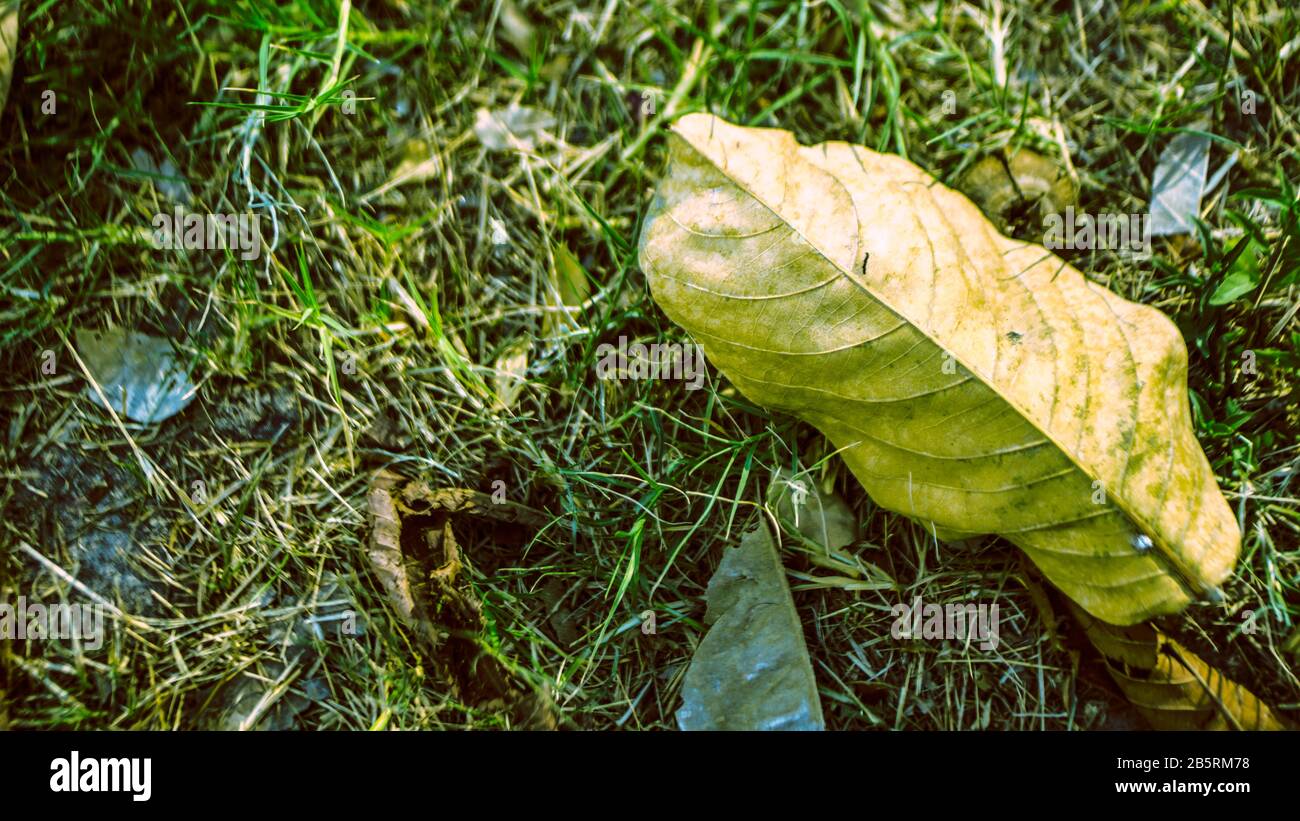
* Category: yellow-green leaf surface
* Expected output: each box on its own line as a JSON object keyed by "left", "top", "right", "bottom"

{"left": 640, "top": 114, "right": 1239, "bottom": 625}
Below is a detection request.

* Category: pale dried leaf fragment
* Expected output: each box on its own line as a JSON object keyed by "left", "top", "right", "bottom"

{"left": 392, "top": 480, "right": 547, "bottom": 526}
{"left": 130, "top": 148, "right": 194, "bottom": 204}
{"left": 1148, "top": 131, "right": 1212, "bottom": 237}
{"left": 769, "top": 467, "right": 857, "bottom": 553}
{"left": 492, "top": 338, "right": 531, "bottom": 410}
{"left": 366, "top": 471, "right": 441, "bottom": 652}
{"left": 641, "top": 114, "right": 1239, "bottom": 625}
{"left": 543, "top": 242, "right": 590, "bottom": 337}
{"left": 361, "top": 138, "right": 441, "bottom": 203}
{"left": 498, "top": 0, "right": 535, "bottom": 56}
{"left": 767, "top": 466, "right": 889, "bottom": 584}
{"left": 474, "top": 105, "right": 555, "bottom": 152}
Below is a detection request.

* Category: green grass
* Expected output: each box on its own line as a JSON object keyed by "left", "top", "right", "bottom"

{"left": 1, "top": 0, "right": 1297, "bottom": 730}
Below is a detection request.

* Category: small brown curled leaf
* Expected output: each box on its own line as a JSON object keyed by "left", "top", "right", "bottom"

{"left": 366, "top": 470, "right": 557, "bottom": 728}
{"left": 959, "top": 148, "right": 1078, "bottom": 233}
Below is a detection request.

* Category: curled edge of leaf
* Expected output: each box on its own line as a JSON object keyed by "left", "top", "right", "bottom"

{"left": 366, "top": 470, "right": 441, "bottom": 652}
{"left": 1068, "top": 600, "right": 1287, "bottom": 731}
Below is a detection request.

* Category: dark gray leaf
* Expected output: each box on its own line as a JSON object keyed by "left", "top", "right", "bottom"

{"left": 76, "top": 328, "right": 198, "bottom": 424}
{"left": 677, "top": 521, "right": 824, "bottom": 731}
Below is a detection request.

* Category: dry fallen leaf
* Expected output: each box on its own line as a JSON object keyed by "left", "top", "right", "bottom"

{"left": 677, "top": 520, "right": 824, "bottom": 731}
{"left": 769, "top": 466, "right": 858, "bottom": 556}
{"left": 497, "top": 0, "right": 535, "bottom": 57}
{"left": 542, "top": 241, "right": 590, "bottom": 337}
{"left": 1069, "top": 601, "right": 1286, "bottom": 730}
{"left": 366, "top": 471, "right": 556, "bottom": 728}
{"left": 492, "top": 337, "right": 531, "bottom": 410}
{"left": 641, "top": 114, "right": 1239, "bottom": 626}
{"left": 767, "top": 466, "right": 894, "bottom": 591}
{"left": 959, "top": 148, "right": 1077, "bottom": 233}
{"left": 1148, "top": 130, "right": 1212, "bottom": 237}
{"left": 130, "top": 147, "right": 194, "bottom": 204}
{"left": 473, "top": 105, "right": 555, "bottom": 152}
{"left": 75, "top": 327, "right": 198, "bottom": 424}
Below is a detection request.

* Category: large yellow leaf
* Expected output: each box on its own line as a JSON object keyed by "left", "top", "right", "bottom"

{"left": 640, "top": 114, "right": 1239, "bottom": 625}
